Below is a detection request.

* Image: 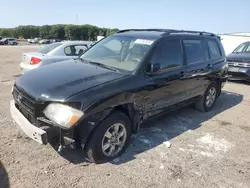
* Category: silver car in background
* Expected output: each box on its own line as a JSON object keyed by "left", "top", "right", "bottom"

{"left": 20, "top": 41, "right": 94, "bottom": 74}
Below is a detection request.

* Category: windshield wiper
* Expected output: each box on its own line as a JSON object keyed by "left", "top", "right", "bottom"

{"left": 88, "top": 61, "right": 118, "bottom": 72}
{"left": 77, "top": 58, "right": 118, "bottom": 72}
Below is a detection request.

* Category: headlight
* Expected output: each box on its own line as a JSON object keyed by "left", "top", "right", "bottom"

{"left": 43, "top": 103, "right": 83, "bottom": 129}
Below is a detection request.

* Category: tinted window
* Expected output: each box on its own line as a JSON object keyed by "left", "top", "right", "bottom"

{"left": 183, "top": 39, "right": 206, "bottom": 64}
{"left": 207, "top": 39, "right": 221, "bottom": 59}
{"left": 151, "top": 40, "right": 182, "bottom": 69}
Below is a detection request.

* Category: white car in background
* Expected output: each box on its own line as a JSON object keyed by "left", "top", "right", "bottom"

{"left": 20, "top": 41, "right": 94, "bottom": 74}
{"left": 28, "top": 38, "right": 41, "bottom": 44}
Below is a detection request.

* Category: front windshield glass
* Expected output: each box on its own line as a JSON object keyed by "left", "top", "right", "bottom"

{"left": 39, "top": 43, "right": 62, "bottom": 54}
{"left": 81, "top": 36, "right": 155, "bottom": 72}
{"left": 233, "top": 43, "right": 250, "bottom": 53}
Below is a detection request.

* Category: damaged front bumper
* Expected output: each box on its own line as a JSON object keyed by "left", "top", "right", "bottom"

{"left": 10, "top": 100, "right": 78, "bottom": 150}
{"left": 10, "top": 100, "right": 48, "bottom": 144}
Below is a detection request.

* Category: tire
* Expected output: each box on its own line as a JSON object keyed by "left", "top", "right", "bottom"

{"left": 216, "top": 83, "right": 222, "bottom": 98}
{"left": 85, "top": 111, "right": 132, "bottom": 163}
{"left": 195, "top": 83, "right": 219, "bottom": 112}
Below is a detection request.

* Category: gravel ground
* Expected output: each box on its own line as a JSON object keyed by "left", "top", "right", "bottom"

{"left": 0, "top": 46, "right": 250, "bottom": 188}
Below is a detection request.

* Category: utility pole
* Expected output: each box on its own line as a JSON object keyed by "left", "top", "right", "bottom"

{"left": 76, "top": 14, "right": 78, "bottom": 25}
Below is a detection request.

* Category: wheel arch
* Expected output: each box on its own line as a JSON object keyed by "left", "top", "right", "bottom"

{"left": 77, "top": 103, "right": 142, "bottom": 150}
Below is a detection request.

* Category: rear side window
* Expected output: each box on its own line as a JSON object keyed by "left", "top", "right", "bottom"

{"left": 151, "top": 39, "right": 182, "bottom": 70}
{"left": 183, "top": 39, "right": 207, "bottom": 64}
{"left": 207, "top": 39, "right": 221, "bottom": 59}
{"left": 64, "top": 45, "right": 88, "bottom": 56}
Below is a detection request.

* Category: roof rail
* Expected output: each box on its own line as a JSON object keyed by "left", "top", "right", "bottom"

{"left": 117, "top": 29, "right": 174, "bottom": 33}
{"left": 166, "top": 30, "right": 215, "bottom": 36}
{"left": 117, "top": 29, "right": 216, "bottom": 37}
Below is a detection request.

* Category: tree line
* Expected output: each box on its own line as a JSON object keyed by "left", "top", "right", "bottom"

{"left": 0, "top": 24, "right": 119, "bottom": 41}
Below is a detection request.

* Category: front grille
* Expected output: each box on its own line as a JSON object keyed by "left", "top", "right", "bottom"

{"left": 13, "top": 86, "right": 35, "bottom": 115}
{"left": 228, "top": 60, "right": 250, "bottom": 67}
{"left": 13, "top": 86, "right": 48, "bottom": 127}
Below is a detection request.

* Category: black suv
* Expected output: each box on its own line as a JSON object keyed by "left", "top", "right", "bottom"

{"left": 10, "top": 29, "right": 228, "bottom": 163}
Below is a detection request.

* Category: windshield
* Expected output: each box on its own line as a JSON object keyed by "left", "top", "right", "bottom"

{"left": 233, "top": 43, "right": 250, "bottom": 53}
{"left": 81, "top": 36, "right": 155, "bottom": 72}
{"left": 39, "top": 43, "right": 62, "bottom": 54}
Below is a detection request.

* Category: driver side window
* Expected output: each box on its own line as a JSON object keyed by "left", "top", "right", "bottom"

{"left": 151, "top": 39, "right": 183, "bottom": 70}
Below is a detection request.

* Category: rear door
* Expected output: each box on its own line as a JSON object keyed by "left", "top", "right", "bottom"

{"left": 181, "top": 36, "right": 211, "bottom": 98}
{"left": 143, "top": 38, "right": 188, "bottom": 118}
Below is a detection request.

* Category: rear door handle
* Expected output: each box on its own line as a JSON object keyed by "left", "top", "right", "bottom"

{"left": 207, "top": 64, "right": 212, "bottom": 68}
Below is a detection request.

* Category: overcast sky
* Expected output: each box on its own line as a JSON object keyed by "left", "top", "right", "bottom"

{"left": 1, "top": 0, "right": 249, "bottom": 33}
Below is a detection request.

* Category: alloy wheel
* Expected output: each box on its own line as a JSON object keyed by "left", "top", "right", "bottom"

{"left": 101, "top": 123, "right": 127, "bottom": 157}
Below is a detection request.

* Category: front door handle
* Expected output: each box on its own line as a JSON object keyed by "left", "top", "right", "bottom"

{"left": 207, "top": 64, "right": 212, "bottom": 68}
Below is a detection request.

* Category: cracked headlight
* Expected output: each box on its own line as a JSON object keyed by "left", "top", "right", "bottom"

{"left": 43, "top": 103, "right": 84, "bottom": 129}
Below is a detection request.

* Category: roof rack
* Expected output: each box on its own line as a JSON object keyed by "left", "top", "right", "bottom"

{"left": 117, "top": 29, "right": 174, "bottom": 33}
{"left": 117, "top": 29, "right": 216, "bottom": 37}
{"left": 166, "top": 30, "right": 215, "bottom": 36}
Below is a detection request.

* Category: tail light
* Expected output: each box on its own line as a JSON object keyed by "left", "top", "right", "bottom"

{"left": 30, "top": 57, "right": 41, "bottom": 65}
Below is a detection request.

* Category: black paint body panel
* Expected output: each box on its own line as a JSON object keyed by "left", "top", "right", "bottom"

{"left": 13, "top": 31, "right": 228, "bottom": 146}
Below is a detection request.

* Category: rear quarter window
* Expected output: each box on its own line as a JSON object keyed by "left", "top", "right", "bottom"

{"left": 39, "top": 43, "right": 62, "bottom": 54}
{"left": 207, "top": 39, "right": 221, "bottom": 59}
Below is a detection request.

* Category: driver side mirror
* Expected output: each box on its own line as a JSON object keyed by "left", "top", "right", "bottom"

{"left": 147, "top": 63, "right": 161, "bottom": 74}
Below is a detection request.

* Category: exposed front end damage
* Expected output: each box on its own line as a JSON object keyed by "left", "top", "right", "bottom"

{"left": 10, "top": 100, "right": 48, "bottom": 144}
{"left": 10, "top": 98, "right": 75, "bottom": 151}
{"left": 10, "top": 83, "right": 143, "bottom": 153}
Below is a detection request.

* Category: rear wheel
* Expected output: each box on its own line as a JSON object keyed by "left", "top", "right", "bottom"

{"left": 195, "top": 83, "right": 219, "bottom": 112}
{"left": 85, "top": 111, "right": 132, "bottom": 163}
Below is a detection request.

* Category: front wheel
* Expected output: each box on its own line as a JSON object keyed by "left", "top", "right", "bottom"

{"left": 85, "top": 111, "right": 132, "bottom": 163}
{"left": 195, "top": 83, "right": 219, "bottom": 112}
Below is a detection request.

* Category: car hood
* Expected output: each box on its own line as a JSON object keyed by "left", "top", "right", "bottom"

{"left": 15, "top": 59, "right": 126, "bottom": 101}
{"left": 227, "top": 53, "right": 250, "bottom": 62}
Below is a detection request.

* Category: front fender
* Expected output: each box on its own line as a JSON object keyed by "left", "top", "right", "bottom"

{"left": 76, "top": 92, "right": 144, "bottom": 147}
{"left": 75, "top": 107, "right": 114, "bottom": 148}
